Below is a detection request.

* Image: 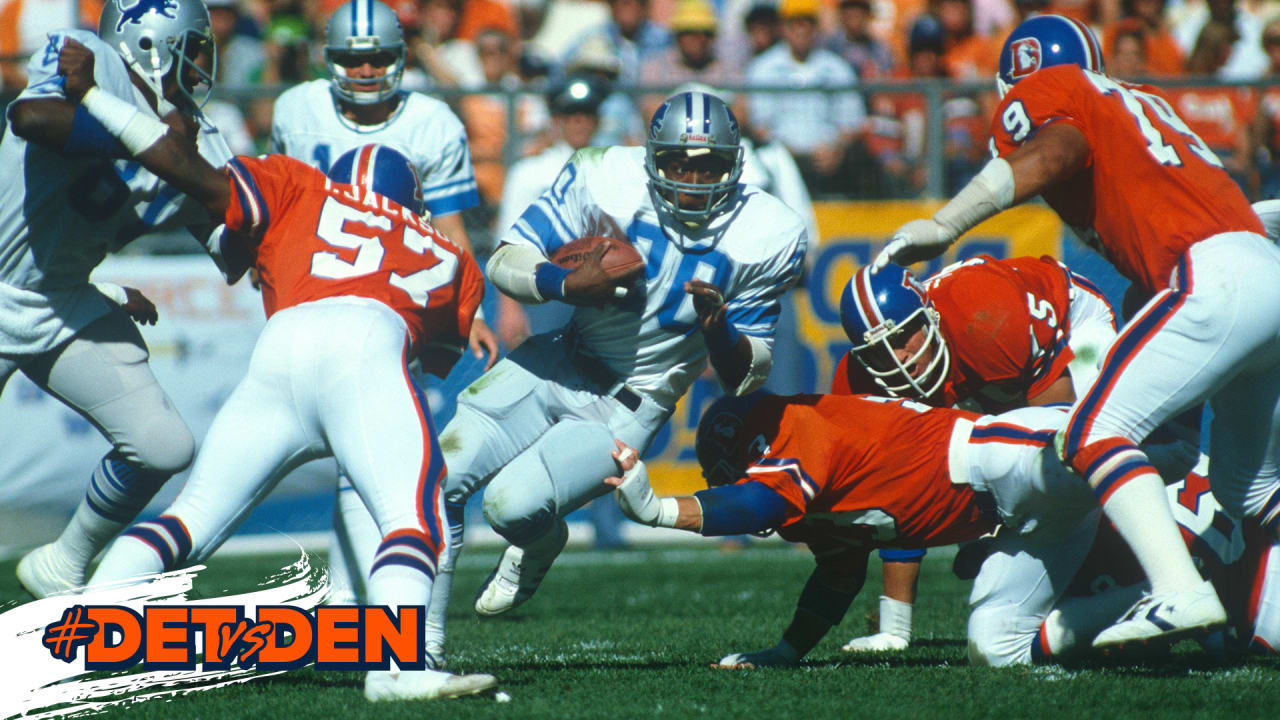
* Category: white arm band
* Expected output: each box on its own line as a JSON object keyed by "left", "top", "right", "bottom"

{"left": 486, "top": 243, "right": 548, "bottom": 304}
{"left": 81, "top": 86, "right": 168, "bottom": 155}
{"left": 933, "top": 157, "right": 1015, "bottom": 237}
{"left": 92, "top": 281, "right": 129, "bottom": 306}
{"left": 729, "top": 334, "right": 773, "bottom": 396}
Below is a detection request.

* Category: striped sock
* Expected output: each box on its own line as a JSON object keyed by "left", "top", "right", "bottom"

{"left": 53, "top": 451, "right": 169, "bottom": 568}
{"left": 121, "top": 515, "right": 194, "bottom": 572}
{"left": 368, "top": 530, "right": 440, "bottom": 608}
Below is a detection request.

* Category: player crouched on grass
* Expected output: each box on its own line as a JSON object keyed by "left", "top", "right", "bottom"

{"left": 607, "top": 391, "right": 1115, "bottom": 667}
{"left": 57, "top": 37, "right": 497, "bottom": 701}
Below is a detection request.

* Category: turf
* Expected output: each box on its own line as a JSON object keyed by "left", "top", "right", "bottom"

{"left": 3, "top": 543, "right": 1277, "bottom": 719}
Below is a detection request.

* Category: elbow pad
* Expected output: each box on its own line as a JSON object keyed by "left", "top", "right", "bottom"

{"left": 729, "top": 334, "right": 772, "bottom": 396}
{"left": 486, "top": 243, "right": 548, "bottom": 304}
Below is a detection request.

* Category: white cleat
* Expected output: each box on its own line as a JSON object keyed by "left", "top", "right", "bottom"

{"left": 364, "top": 669, "right": 498, "bottom": 702}
{"left": 16, "top": 544, "right": 84, "bottom": 599}
{"left": 1092, "top": 579, "right": 1227, "bottom": 649}
{"left": 474, "top": 519, "right": 568, "bottom": 617}
{"left": 841, "top": 632, "right": 909, "bottom": 653}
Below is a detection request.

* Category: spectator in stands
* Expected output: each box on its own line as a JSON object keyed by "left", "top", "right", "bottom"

{"left": 824, "top": 0, "right": 896, "bottom": 80}
{"left": 743, "top": 3, "right": 782, "bottom": 58}
{"left": 410, "top": 0, "right": 485, "bottom": 88}
{"left": 1107, "top": 22, "right": 1151, "bottom": 79}
{"left": 1169, "top": 20, "right": 1256, "bottom": 192}
{"left": 936, "top": 0, "right": 1000, "bottom": 81}
{"left": 564, "top": 33, "right": 645, "bottom": 146}
{"left": 746, "top": 0, "right": 873, "bottom": 197}
{"left": 566, "top": 0, "right": 673, "bottom": 87}
{"left": 638, "top": 0, "right": 742, "bottom": 119}
{"left": 456, "top": 0, "right": 519, "bottom": 41}
{"left": 206, "top": 0, "right": 264, "bottom": 90}
{"left": 462, "top": 26, "right": 551, "bottom": 209}
{"left": 1102, "top": 0, "right": 1184, "bottom": 77}
{"left": 1256, "top": 20, "right": 1280, "bottom": 198}
{"left": 0, "top": 0, "right": 100, "bottom": 90}
{"left": 1171, "top": 0, "right": 1268, "bottom": 80}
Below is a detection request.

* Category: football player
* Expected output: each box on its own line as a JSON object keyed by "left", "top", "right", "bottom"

{"left": 267, "top": 0, "right": 497, "bottom": 609}
{"left": 3, "top": 0, "right": 234, "bottom": 598}
{"left": 835, "top": 255, "right": 1120, "bottom": 652}
{"left": 62, "top": 39, "right": 498, "bottom": 695}
{"left": 877, "top": 13, "right": 1280, "bottom": 647}
{"left": 1025, "top": 464, "right": 1280, "bottom": 662}
{"left": 418, "top": 91, "right": 808, "bottom": 667}
{"left": 606, "top": 392, "right": 1102, "bottom": 667}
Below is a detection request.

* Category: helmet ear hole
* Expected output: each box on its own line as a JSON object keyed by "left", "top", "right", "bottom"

{"left": 138, "top": 37, "right": 153, "bottom": 51}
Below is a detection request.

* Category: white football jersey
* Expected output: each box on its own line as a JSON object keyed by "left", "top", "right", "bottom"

{"left": 501, "top": 146, "right": 808, "bottom": 409}
{"left": 0, "top": 30, "right": 231, "bottom": 355}
{"left": 270, "top": 79, "right": 479, "bottom": 217}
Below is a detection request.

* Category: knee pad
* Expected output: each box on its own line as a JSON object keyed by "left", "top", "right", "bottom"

{"left": 967, "top": 606, "right": 1037, "bottom": 667}
{"left": 126, "top": 411, "right": 196, "bottom": 474}
{"left": 483, "top": 482, "right": 555, "bottom": 546}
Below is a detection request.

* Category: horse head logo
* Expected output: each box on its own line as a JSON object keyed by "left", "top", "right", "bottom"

{"left": 1010, "top": 37, "right": 1042, "bottom": 80}
{"left": 115, "top": 0, "right": 180, "bottom": 33}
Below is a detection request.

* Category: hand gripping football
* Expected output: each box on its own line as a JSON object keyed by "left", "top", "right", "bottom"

{"left": 549, "top": 236, "right": 645, "bottom": 278}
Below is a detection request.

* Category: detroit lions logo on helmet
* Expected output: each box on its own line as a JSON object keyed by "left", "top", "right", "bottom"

{"left": 649, "top": 101, "right": 669, "bottom": 139}
{"left": 1010, "top": 37, "right": 1042, "bottom": 80}
{"left": 114, "top": 0, "right": 180, "bottom": 32}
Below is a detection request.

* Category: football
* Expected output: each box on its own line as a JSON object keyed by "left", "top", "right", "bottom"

{"left": 549, "top": 236, "right": 645, "bottom": 278}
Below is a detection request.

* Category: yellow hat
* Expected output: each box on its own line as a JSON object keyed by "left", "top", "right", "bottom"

{"left": 670, "top": 0, "right": 718, "bottom": 33}
{"left": 778, "top": 0, "right": 820, "bottom": 20}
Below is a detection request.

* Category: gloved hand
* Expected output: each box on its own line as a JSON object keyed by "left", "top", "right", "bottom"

{"left": 871, "top": 218, "right": 958, "bottom": 271}
{"left": 841, "top": 631, "right": 909, "bottom": 653}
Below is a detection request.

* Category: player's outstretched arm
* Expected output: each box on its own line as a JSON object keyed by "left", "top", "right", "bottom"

{"left": 873, "top": 122, "right": 1088, "bottom": 271}
{"left": 57, "top": 38, "right": 230, "bottom": 222}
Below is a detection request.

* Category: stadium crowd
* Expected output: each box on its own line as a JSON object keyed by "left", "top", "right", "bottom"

{"left": 3, "top": 0, "right": 1279, "bottom": 205}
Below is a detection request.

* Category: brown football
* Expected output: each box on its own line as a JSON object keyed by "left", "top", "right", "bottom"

{"left": 549, "top": 236, "right": 645, "bottom": 278}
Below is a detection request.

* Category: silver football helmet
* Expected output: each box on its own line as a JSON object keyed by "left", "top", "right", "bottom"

{"left": 99, "top": 0, "right": 216, "bottom": 109}
{"left": 645, "top": 91, "right": 744, "bottom": 227}
{"left": 325, "top": 0, "right": 406, "bottom": 105}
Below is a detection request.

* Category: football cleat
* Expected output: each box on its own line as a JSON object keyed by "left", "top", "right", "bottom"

{"left": 1091, "top": 579, "right": 1226, "bottom": 649}
{"left": 474, "top": 519, "right": 568, "bottom": 617}
{"left": 16, "top": 543, "right": 85, "bottom": 598}
{"left": 364, "top": 669, "right": 497, "bottom": 702}
{"left": 841, "top": 632, "right": 909, "bottom": 653}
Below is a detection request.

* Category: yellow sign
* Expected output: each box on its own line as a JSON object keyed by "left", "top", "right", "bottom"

{"left": 647, "top": 200, "right": 1063, "bottom": 496}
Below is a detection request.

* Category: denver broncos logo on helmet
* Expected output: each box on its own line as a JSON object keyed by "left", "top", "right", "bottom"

{"left": 1010, "top": 37, "right": 1042, "bottom": 80}
{"left": 114, "top": 0, "right": 180, "bottom": 32}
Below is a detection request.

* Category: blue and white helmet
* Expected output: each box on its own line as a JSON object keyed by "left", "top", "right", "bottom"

{"left": 99, "top": 0, "right": 216, "bottom": 109}
{"left": 645, "top": 91, "right": 745, "bottom": 228}
{"left": 996, "top": 14, "right": 1104, "bottom": 97}
{"left": 328, "top": 144, "right": 423, "bottom": 215}
{"left": 325, "top": 0, "right": 406, "bottom": 105}
{"left": 695, "top": 392, "right": 772, "bottom": 487}
{"left": 839, "top": 265, "right": 949, "bottom": 400}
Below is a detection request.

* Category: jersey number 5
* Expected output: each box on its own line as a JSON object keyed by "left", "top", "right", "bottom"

{"left": 311, "top": 196, "right": 457, "bottom": 306}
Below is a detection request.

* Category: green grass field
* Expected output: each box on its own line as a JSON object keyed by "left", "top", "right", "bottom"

{"left": 3, "top": 543, "right": 1278, "bottom": 719}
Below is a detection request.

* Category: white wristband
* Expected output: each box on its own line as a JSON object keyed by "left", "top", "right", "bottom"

{"left": 81, "top": 86, "right": 167, "bottom": 155}
{"left": 656, "top": 497, "right": 680, "bottom": 529}
{"left": 933, "top": 157, "right": 1015, "bottom": 237}
{"left": 878, "top": 595, "right": 913, "bottom": 641}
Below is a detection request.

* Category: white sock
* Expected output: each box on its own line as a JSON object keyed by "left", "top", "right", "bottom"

{"left": 1100, "top": 473, "right": 1203, "bottom": 596}
{"left": 57, "top": 453, "right": 168, "bottom": 568}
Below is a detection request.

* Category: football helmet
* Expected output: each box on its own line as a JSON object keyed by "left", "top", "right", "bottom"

{"left": 996, "top": 14, "right": 1104, "bottom": 97}
{"left": 325, "top": 0, "right": 406, "bottom": 105}
{"left": 695, "top": 392, "right": 772, "bottom": 488}
{"left": 645, "top": 91, "right": 744, "bottom": 227}
{"left": 839, "top": 265, "right": 949, "bottom": 400}
{"left": 328, "top": 144, "right": 423, "bottom": 215}
{"left": 99, "top": 0, "right": 216, "bottom": 109}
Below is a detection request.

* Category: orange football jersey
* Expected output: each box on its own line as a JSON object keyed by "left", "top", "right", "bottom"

{"left": 990, "top": 65, "right": 1263, "bottom": 295}
{"left": 731, "top": 394, "right": 994, "bottom": 550}
{"left": 832, "top": 256, "right": 1075, "bottom": 411}
{"left": 223, "top": 155, "right": 483, "bottom": 361}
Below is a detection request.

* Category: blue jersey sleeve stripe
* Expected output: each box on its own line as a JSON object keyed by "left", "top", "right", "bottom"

{"left": 424, "top": 188, "right": 479, "bottom": 216}
{"left": 423, "top": 176, "right": 478, "bottom": 193}
{"left": 226, "top": 158, "right": 269, "bottom": 232}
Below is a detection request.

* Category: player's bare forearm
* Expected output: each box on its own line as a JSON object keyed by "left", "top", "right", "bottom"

{"left": 1027, "top": 374, "right": 1075, "bottom": 407}
{"left": 133, "top": 133, "right": 230, "bottom": 220}
{"left": 1004, "top": 122, "right": 1090, "bottom": 203}
{"left": 6, "top": 98, "right": 77, "bottom": 148}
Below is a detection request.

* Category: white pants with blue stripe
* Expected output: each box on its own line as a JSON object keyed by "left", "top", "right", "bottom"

{"left": 91, "top": 297, "right": 447, "bottom": 606}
